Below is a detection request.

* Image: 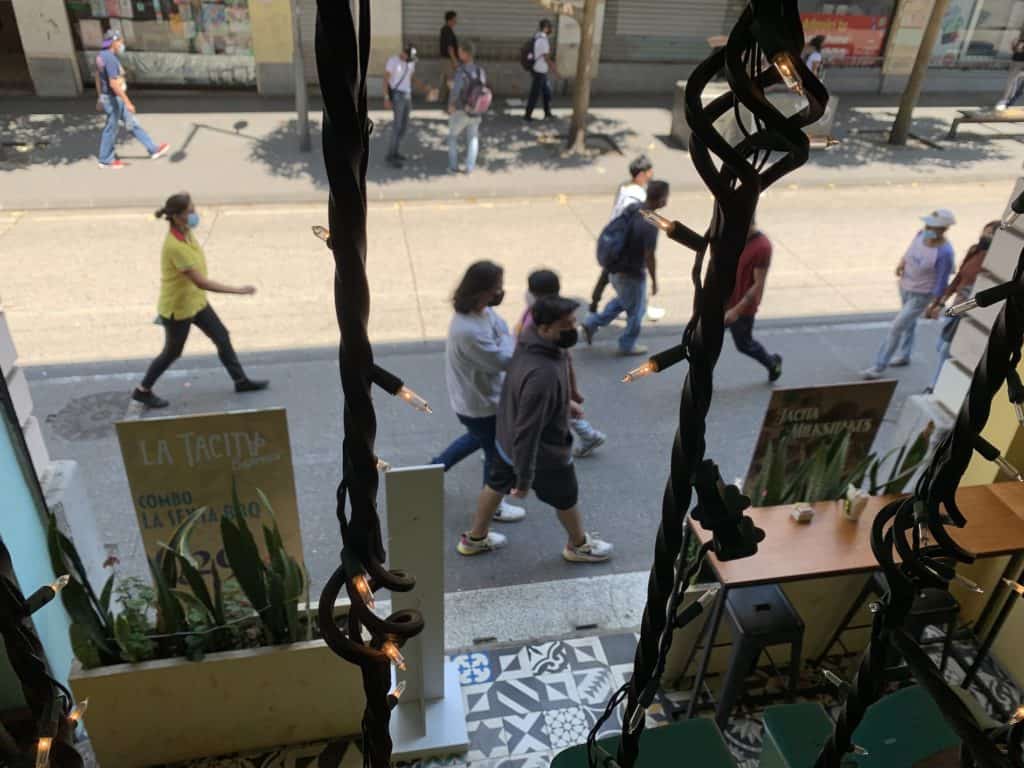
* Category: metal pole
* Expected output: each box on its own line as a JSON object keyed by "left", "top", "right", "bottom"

{"left": 889, "top": 0, "right": 950, "bottom": 145}
{"left": 293, "top": 0, "right": 311, "bottom": 153}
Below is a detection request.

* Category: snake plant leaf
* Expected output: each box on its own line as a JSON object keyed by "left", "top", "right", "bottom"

{"left": 69, "top": 622, "right": 103, "bottom": 669}
{"left": 98, "top": 572, "right": 115, "bottom": 624}
{"left": 47, "top": 514, "right": 107, "bottom": 627}
{"left": 148, "top": 556, "right": 186, "bottom": 635}
{"left": 63, "top": 581, "right": 117, "bottom": 662}
{"left": 211, "top": 558, "right": 226, "bottom": 627}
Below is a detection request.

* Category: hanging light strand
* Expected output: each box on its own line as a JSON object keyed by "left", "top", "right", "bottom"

{"left": 312, "top": 2, "right": 424, "bottom": 766}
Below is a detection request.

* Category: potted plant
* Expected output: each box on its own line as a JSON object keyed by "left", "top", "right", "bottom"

{"left": 50, "top": 486, "right": 365, "bottom": 768}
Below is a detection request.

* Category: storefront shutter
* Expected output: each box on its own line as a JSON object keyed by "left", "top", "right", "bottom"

{"left": 402, "top": 0, "right": 551, "bottom": 61}
{"left": 601, "top": 0, "right": 746, "bottom": 62}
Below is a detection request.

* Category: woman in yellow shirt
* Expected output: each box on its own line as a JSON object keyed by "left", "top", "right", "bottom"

{"left": 132, "top": 192, "right": 267, "bottom": 408}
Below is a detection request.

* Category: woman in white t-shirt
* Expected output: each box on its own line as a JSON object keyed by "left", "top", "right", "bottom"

{"left": 802, "top": 35, "right": 826, "bottom": 78}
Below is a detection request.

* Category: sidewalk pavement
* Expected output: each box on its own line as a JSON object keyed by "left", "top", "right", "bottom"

{"left": 0, "top": 91, "right": 1020, "bottom": 210}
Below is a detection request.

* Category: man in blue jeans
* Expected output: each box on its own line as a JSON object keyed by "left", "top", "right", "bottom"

{"left": 95, "top": 30, "right": 169, "bottom": 169}
{"left": 863, "top": 209, "right": 956, "bottom": 379}
{"left": 582, "top": 180, "right": 669, "bottom": 356}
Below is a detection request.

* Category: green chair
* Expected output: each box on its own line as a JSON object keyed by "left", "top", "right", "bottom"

{"left": 551, "top": 719, "right": 737, "bottom": 768}
{"left": 760, "top": 686, "right": 961, "bottom": 767}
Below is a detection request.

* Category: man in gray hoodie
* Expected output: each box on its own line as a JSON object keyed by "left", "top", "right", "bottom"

{"left": 457, "top": 296, "right": 614, "bottom": 563}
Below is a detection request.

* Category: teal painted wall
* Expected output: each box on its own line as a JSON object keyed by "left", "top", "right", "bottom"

{"left": 0, "top": 410, "right": 73, "bottom": 708}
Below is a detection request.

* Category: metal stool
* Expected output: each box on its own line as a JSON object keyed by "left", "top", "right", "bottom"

{"left": 716, "top": 584, "right": 804, "bottom": 730}
{"left": 816, "top": 572, "right": 960, "bottom": 672}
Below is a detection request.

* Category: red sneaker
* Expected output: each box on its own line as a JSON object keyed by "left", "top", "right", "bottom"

{"left": 98, "top": 159, "right": 125, "bottom": 169}
{"left": 150, "top": 143, "right": 170, "bottom": 160}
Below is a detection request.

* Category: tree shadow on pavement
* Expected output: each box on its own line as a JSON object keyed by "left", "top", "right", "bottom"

{"left": 249, "top": 110, "right": 637, "bottom": 187}
{"left": 809, "top": 107, "right": 1015, "bottom": 171}
{"left": 0, "top": 112, "right": 101, "bottom": 170}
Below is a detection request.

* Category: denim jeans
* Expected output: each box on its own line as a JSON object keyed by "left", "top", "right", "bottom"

{"left": 387, "top": 91, "right": 411, "bottom": 158}
{"left": 141, "top": 305, "right": 246, "bottom": 389}
{"left": 525, "top": 72, "right": 552, "bottom": 118}
{"left": 728, "top": 315, "right": 774, "bottom": 371}
{"left": 874, "top": 287, "right": 933, "bottom": 370}
{"left": 448, "top": 111, "right": 480, "bottom": 172}
{"left": 584, "top": 272, "right": 647, "bottom": 352}
{"left": 98, "top": 94, "right": 157, "bottom": 164}
{"left": 431, "top": 413, "right": 497, "bottom": 486}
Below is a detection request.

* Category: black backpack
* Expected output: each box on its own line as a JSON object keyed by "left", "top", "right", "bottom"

{"left": 596, "top": 203, "right": 641, "bottom": 272}
{"left": 520, "top": 36, "right": 536, "bottom": 71}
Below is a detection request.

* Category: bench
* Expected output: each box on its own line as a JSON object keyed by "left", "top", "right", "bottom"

{"left": 948, "top": 107, "right": 1024, "bottom": 139}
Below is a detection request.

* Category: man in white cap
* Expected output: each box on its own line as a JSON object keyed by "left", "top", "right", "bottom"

{"left": 863, "top": 208, "right": 956, "bottom": 379}
{"left": 95, "top": 29, "right": 169, "bottom": 169}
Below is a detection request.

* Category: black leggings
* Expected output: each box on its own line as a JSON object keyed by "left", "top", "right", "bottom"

{"left": 141, "top": 305, "right": 246, "bottom": 389}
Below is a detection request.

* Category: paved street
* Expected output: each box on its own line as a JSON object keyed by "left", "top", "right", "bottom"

{"left": 2, "top": 179, "right": 994, "bottom": 598}
{"left": 0, "top": 183, "right": 1011, "bottom": 367}
{"left": 27, "top": 317, "right": 939, "bottom": 598}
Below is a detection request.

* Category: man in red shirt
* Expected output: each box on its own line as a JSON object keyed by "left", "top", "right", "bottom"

{"left": 724, "top": 223, "right": 782, "bottom": 382}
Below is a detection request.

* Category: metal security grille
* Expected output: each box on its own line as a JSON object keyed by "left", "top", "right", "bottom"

{"left": 300, "top": 0, "right": 318, "bottom": 82}
{"left": 402, "top": 0, "right": 551, "bottom": 61}
{"left": 601, "top": 0, "right": 746, "bottom": 62}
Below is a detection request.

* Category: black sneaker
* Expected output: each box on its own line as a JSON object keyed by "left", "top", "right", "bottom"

{"left": 235, "top": 379, "right": 269, "bottom": 394}
{"left": 581, "top": 323, "right": 594, "bottom": 346}
{"left": 768, "top": 354, "right": 783, "bottom": 383}
{"left": 132, "top": 388, "right": 169, "bottom": 409}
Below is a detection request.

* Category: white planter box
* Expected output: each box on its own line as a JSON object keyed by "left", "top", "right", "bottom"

{"left": 70, "top": 639, "right": 365, "bottom": 767}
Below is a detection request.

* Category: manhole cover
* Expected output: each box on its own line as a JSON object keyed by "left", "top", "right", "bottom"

{"left": 46, "top": 391, "right": 130, "bottom": 441}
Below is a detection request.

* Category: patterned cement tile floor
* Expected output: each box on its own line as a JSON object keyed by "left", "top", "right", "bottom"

{"left": 144, "top": 629, "right": 1021, "bottom": 768}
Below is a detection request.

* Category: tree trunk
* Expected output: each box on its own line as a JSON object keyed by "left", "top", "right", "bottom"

{"left": 567, "top": 0, "right": 599, "bottom": 152}
{"left": 889, "top": 0, "right": 950, "bottom": 145}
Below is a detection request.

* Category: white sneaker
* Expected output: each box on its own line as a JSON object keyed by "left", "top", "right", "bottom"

{"left": 996, "top": 101, "right": 1008, "bottom": 111}
{"left": 457, "top": 530, "right": 508, "bottom": 556}
{"left": 563, "top": 533, "right": 613, "bottom": 563}
{"left": 494, "top": 498, "right": 526, "bottom": 522}
{"left": 573, "top": 431, "right": 607, "bottom": 458}
{"left": 861, "top": 367, "right": 883, "bottom": 380}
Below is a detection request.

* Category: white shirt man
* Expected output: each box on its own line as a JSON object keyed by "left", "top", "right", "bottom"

{"left": 532, "top": 31, "right": 551, "bottom": 74}
{"left": 385, "top": 54, "right": 415, "bottom": 95}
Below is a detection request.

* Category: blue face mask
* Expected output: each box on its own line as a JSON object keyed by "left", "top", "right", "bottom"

{"left": 117, "top": 42, "right": 126, "bottom": 55}
{"left": 187, "top": 212, "right": 200, "bottom": 229}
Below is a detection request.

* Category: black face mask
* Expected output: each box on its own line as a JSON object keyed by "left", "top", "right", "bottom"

{"left": 488, "top": 289, "right": 505, "bottom": 307}
{"left": 979, "top": 235, "right": 993, "bottom": 250}
{"left": 556, "top": 328, "right": 578, "bottom": 349}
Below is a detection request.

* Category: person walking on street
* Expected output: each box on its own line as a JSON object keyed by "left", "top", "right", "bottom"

{"left": 996, "top": 37, "right": 1024, "bottom": 110}
{"left": 95, "top": 30, "right": 169, "bottom": 169}
{"left": 802, "top": 35, "right": 826, "bottom": 77}
{"left": 863, "top": 209, "right": 957, "bottom": 380}
{"left": 517, "top": 269, "right": 607, "bottom": 458}
{"left": 448, "top": 41, "right": 488, "bottom": 174}
{"left": 524, "top": 19, "right": 558, "bottom": 121}
{"left": 431, "top": 261, "right": 525, "bottom": 522}
{"left": 439, "top": 10, "right": 459, "bottom": 104}
{"left": 132, "top": 193, "right": 267, "bottom": 409}
{"left": 925, "top": 220, "right": 999, "bottom": 391}
{"left": 458, "top": 295, "right": 614, "bottom": 563}
{"left": 725, "top": 222, "right": 783, "bottom": 382}
{"left": 582, "top": 180, "right": 669, "bottom": 356}
{"left": 383, "top": 45, "right": 437, "bottom": 168}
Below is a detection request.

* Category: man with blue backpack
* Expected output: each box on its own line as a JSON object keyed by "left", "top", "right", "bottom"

{"left": 448, "top": 41, "right": 492, "bottom": 174}
{"left": 582, "top": 180, "right": 669, "bottom": 356}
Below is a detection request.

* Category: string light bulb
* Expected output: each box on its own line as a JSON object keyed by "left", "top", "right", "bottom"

{"left": 640, "top": 209, "right": 674, "bottom": 234}
{"left": 382, "top": 641, "right": 406, "bottom": 670}
{"left": 389, "top": 680, "right": 407, "bottom": 701}
{"left": 311, "top": 225, "right": 330, "bottom": 242}
{"left": 398, "top": 386, "right": 432, "bottom": 414}
{"left": 35, "top": 737, "right": 52, "bottom": 768}
{"left": 1011, "top": 705, "right": 1024, "bottom": 724}
{"left": 1015, "top": 403, "right": 1024, "bottom": 426}
{"left": 376, "top": 457, "right": 392, "bottom": 472}
{"left": 1002, "top": 577, "right": 1024, "bottom": 598}
{"left": 953, "top": 573, "right": 985, "bottom": 594}
{"left": 352, "top": 573, "right": 375, "bottom": 609}
{"left": 771, "top": 51, "right": 804, "bottom": 95}
{"left": 68, "top": 698, "right": 89, "bottom": 725}
{"left": 622, "top": 361, "right": 657, "bottom": 383}
{"left": 50, "top": 575, "right": 70, "bottom": 594}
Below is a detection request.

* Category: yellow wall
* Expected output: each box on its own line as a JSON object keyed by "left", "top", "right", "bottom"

{"left": 250, "top": 0, "right": 294, "bottom": 65}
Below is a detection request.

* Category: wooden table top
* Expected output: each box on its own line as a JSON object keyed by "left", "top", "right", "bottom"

{"left": 691, "top": 482, "right": 1024, "bottom": 588}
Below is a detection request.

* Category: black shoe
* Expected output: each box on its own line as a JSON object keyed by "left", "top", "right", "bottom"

{"left": 387, "top": 155, "right": 404, "bottom": 168}
{"left": 132, "top": 388, "right": 169, "bottom": 409}
{"left": 394, "top": 152, "right": 409, "bottom": 161}
{"left": 235, "top": 378, "right": 269, "bottom": 393}
{"left": 768, "top": 354, "right": 783, "bottom": 383}
{"left": 581, "top": 323, "right": 594, "bottom": 346}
